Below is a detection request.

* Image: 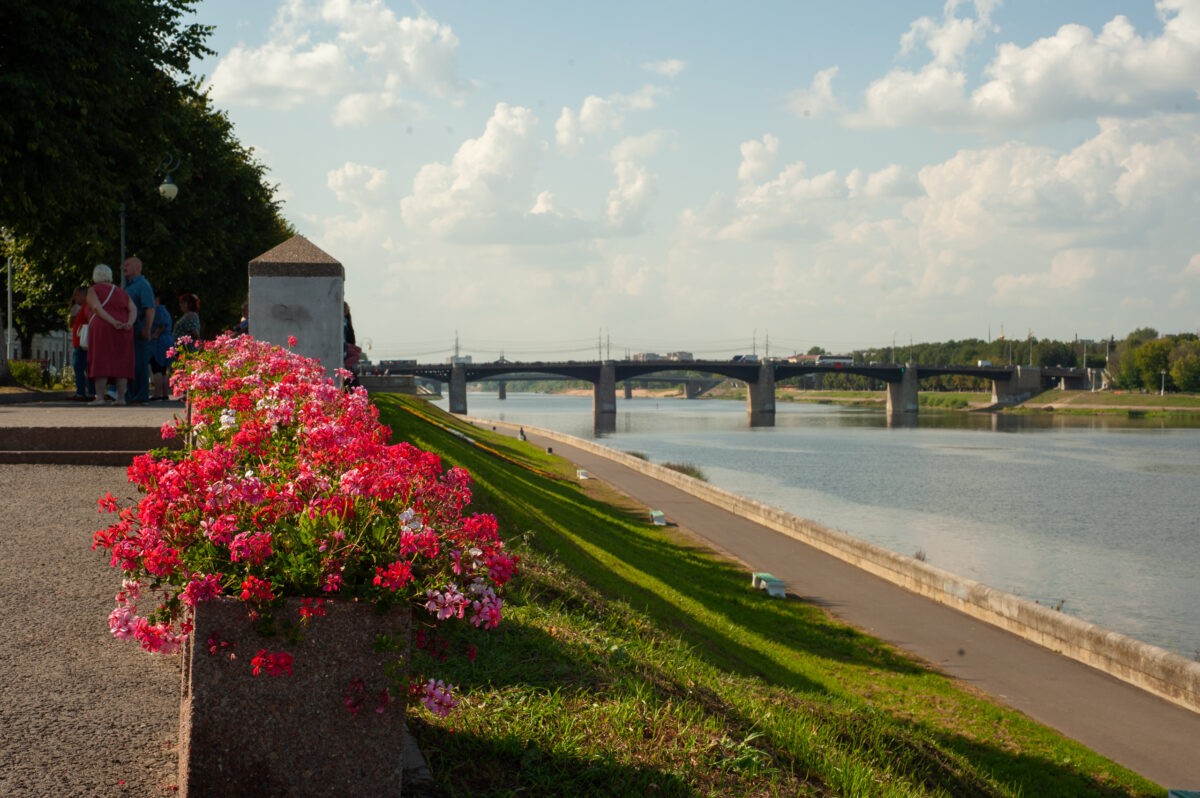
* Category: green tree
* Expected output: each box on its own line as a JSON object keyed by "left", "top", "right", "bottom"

{"left": 0, "top": 1, "right": 292, "bottom": 343}
{"left": 1170, "top": 339, "right": 1200, "bottom": 393}
{"left": 1133, "top": 338, "right": 1173, "bottom": 393}
{"left": 0, "top": 1, "right": 212, "bottom": 249}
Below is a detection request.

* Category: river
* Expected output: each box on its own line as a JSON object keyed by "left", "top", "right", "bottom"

{"left": 433, "top": 392, "right": 1200, "bottom": 659}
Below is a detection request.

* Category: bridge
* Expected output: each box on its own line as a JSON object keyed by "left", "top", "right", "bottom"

{"left": 361, "top": 360, "right": 1094, "bottom": 433}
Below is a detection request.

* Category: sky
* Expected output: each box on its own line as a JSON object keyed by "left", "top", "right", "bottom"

{"left": 190, "top": 0, "right": 1200, "bottom": 362}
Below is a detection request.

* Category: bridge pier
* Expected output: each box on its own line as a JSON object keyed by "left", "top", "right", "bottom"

{"left": 886, "top": 364, "right": 918, "bottom": 416}
{"left": 684, "top": 379, "right": 702, "bottom": 399}
{"left": 624, "top": 381, "right": 633, "bottom": 399}
{"left": 747, "top": 363, "right": 775, "bottom": 427}
{"left": 449, "top": 365, "right": 467, "bottom": 414}
{"left": 992, "top": 366, "right": 1041, "bottom": 406}
{"left": 498, "top": 380, "right": 506, "bottom": 400}
{"left": 594, "top": 363, "right": 617, "bottom": 433}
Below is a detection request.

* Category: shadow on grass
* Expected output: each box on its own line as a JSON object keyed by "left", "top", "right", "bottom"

{"left": 410, "top": 720, "right": 699, "bottom": 798}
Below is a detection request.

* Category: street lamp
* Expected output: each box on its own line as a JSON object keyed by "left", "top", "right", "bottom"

{"left": 119, "top": 156, "right": 180, "bottom": 284}
{"left": 1160, "top": 369, "right": 1166, "bottom": 396}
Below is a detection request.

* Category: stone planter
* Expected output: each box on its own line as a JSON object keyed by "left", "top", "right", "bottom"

{"left": 178, "top": 597, "right": 410, "bottom": 796}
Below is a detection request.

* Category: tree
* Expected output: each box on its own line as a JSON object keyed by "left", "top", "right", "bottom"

{"left": 0, "top": 1, "right": 292, "bottom": 342}
{"left": 0, "top": 1, "right": 212, "bottom": 248}
{"left": 1170, "top": 339, "right": 1200, "bottom": 393}
{"left": 1133, "top": 338, "right": 1173, "bottom": 393}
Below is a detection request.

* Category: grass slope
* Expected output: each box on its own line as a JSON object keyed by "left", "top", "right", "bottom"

{"left": 374, "top": 394, "right": 1159, "bottom": 797}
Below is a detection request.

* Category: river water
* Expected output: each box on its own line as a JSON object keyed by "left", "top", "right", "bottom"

{"left": 434, "top": 392, "right": 1200, "bottom": 659}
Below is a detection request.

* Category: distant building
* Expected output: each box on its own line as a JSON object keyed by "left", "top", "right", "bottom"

{"left": 667, "top": 351, "right": 694, "bottom": 362}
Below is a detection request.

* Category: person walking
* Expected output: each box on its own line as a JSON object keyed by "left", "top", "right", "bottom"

{"left": 149, "top": 292, "right": 174, "bottom": 401}
{"left": 121, "top": 257, "right": 155, "bottom": 404}
{"left": 68, "top": 286, "right": 95, "bottom": 401}
{"left": 85, "top": 264, "right": 136, "bottom": 405}
{"left": 174, "top": 293, "right": 201, "bottom": 349}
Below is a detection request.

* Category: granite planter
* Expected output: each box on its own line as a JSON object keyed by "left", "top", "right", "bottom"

{"left": 178, "top": 597, "right": 410, "bottom": 797}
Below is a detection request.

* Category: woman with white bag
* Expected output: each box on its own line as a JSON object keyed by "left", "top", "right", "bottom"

{"left": 84, "top": 263, "right": 137, "bottom": 405}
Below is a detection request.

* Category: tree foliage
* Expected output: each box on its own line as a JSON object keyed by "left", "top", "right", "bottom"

{"left": 0, "top": 0, "right": 292, "bottom": 351}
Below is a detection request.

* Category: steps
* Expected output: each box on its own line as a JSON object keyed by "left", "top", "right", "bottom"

{"left": 0, "top": 425, "right": 181, "bottom": 466}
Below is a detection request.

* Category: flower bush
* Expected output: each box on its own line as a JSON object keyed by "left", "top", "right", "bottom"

{"left": 93, "top": 333, "right": 518, "bottom": 715}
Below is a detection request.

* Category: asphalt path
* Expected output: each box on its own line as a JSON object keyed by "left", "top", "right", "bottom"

{"left": 502, "top": 424, "right": 1200, "bottom": 789}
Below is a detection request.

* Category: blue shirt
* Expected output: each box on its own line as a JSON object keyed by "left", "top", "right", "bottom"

{"left": 125, "top": 274, "right": 154, "bottom": 328}
{"left": 151, "top": 305, "right": 174, "bottom": 366}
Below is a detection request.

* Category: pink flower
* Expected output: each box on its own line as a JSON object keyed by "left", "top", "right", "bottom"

{"left": 108, "top": 606, "right": 138, "bottom": 639}
{"left": 287, "top": 335, "right": 298, "bottom": 347}
{"left": 228, "top": 531, "right": 273, "bottom": 565}
{"left": 181, "top": 573, "right": 224, "bottom": 606}
{"left": 420, "top": 679, "right": 458, "bottom": 717}
{"left": 424, "top": 584, "right": 468, "bottom": 621}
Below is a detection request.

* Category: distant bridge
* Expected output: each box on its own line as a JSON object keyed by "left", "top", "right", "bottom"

{"left": 360, "top": 359, "right": 1094, "bottom": 433}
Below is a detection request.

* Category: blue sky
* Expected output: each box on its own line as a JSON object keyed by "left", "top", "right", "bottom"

{"left": 190, "top": 0, "right": 1199, "bottom": 361}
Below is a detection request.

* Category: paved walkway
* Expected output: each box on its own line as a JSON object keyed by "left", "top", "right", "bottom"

{"left": 499, "top": 423, "right": 1200, "bottom": 789}
{"left": 0, "top": 399, "right": 438, "bottom": 796}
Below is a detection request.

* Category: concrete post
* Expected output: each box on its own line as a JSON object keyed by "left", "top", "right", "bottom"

{"left": 449, "top": 365, "right": 467, "bottom": 414}
{"left": 248, "top": 235, "right": 344, "bottom": 379}
{"left": 991, "top": 365, "right": 1042, "bottom": 406}
{"left": 594, "top": 363, "right": 616, "bottom": 433}
{"left": 886, "top": 363, "right": 919, "bottom": 416}
{"left": 747, "top": 362, "right": 775, "bottom": 427}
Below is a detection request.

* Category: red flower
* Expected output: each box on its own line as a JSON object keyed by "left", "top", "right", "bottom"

{"left": 239, "top": 575, "right": 274, "bottom": 603}
{"left": 251, "top": 649, "right": 293, "bottom": 676}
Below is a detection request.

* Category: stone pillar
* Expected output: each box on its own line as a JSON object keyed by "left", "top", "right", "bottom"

{"left": 886, "top": 364, "right": 919, "bottom": 416}
{"left": 623, "top": 382, "right": 633, "bottom": 399}
{"left": 747, "top": 363, "right": 775, "bottom": 427}
{"left": 594, "top": 363, "right": 616, "bottom": 433}
{"left": 248, "top": 235, "right": 344, "bottom": 378}
{"left": 448, "top": 365, "right": 467, "bottom": 414}
{"left": 498, "top": 380, "right": 506, "bottom": 400}
{"left": 684, "top": 379, "right": 701, "bottom": 399}
{"left": 991, "top": 365, "right": 1042, "bottom": 406}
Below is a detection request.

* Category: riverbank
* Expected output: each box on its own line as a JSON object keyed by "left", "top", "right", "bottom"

{"left": 516, "top": 383, "right": 1200, "bottom": 415}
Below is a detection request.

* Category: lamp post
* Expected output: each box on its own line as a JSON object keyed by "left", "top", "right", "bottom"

{"left": 1160, "top": 369, "right": 1166, "bottom": 396}
{"left": 119, "top": 156, "right": 180, "bottom": 285}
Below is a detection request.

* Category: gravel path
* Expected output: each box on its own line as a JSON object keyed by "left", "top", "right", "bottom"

{"left": 0, "top": 463, "right": 179, "bottom": 796}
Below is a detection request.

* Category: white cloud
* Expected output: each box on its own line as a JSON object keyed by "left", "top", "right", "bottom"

{"left": 787, "top": 67, "right": 841, "bottom": 119}
{"left": 554, "top": 85, "right": 669, "bottom": 155}
{"left": 993, "top": 250, "right": 1099, "bottom": 305}
{"left": 847, "top": 0, "right": 1200, "bottom": 129}
{"left": 643, "top": 59, "right": 686, "bottom": 79}
{"left": 400, "top": 103, "right": 590, "bottom": 244}
{"left": 210, "top": 41, "right": 351, "bottom": 109}
{"left": 1186, "top": 253, "right": 1200, "bottom": 276}
{"left": 738, "top": 134, "right": 779, "bottom": 183}
{"left": 606, "top": 132, "right": 668, "bottom": 232}
{"left": 322, "top": 162, "right": 390, "bottom": 251}
{"left": 208, "top": 0, "right": 467, "bottom": 124}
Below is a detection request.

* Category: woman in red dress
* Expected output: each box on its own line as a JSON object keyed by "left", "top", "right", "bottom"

{"left": 85, "top": 263, "right": 137, "bottom": 405}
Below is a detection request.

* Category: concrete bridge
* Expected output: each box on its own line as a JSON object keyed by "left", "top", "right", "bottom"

{"left": 369, "top": 359, "right": 1093, "bottom": 433}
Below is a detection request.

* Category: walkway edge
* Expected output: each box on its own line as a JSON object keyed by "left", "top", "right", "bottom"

{"left": 480, "top": 417, "right": 1200, "bottom": 716}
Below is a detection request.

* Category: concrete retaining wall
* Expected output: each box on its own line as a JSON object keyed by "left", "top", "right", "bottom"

{"left": 488, "top": 419, "right": 1200, "bottom": 715}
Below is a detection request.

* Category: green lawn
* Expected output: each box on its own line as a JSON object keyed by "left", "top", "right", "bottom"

{"left": 376, "top": 394, "right": 1160, "bottom": 797}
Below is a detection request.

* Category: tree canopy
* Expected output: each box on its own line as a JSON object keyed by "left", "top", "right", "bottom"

{"left": 0, "top": 0, "right": 291, "bottom": 367}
